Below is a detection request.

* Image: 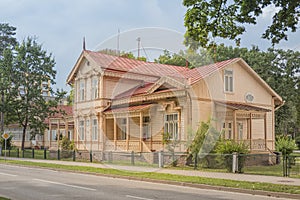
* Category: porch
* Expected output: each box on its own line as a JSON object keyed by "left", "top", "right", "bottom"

{"left": 216, "top": 102, "right": 273, "bottom": 152}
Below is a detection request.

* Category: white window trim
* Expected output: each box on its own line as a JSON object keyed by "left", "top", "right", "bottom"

{"left": 224, "top": 69, "right": 234, "bottom": 93}
{"left": 79, "top": 80, "right": 85, "bottom": 101}
{"left": 92, "top": 118, "right": 98, "bottom": 141}
{"left": 91, "top": 77, "right": 99, "bottom": 100}
{"left": 164, "top": 113, "right": 179, "bottom": 140}
{"left": 79, "top": 120, "right": 85, "bottom": 141}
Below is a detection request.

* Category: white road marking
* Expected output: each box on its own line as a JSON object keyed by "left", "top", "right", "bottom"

{"left": 33, "top": 178, "right": 96, "bottom": 191}
{"left": 0, "top": 172, "right": 18, "bottom": 177}
{"left": 126, "top": 195, "right": 154, "bottom": 200}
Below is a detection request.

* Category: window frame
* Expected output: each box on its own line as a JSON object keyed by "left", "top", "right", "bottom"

{"left": 79, "top": 120, "right": 85, "bottom": 141}
{"left": 91, "top": 77, "right": 99, "bottom": 100}
{"left": 224, "top": 69, "right": 234, "bottom": 93}
{"left": 92, "top": 118, "right": 98, "bottom": 141}
{"left": 79, "top": 80, "right": 85, "bottom": 101}
{"left": 164, "top": 113, "right": 179, "bottom": 140}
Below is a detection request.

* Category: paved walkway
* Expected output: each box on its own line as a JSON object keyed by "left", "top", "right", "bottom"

{"left": 2, "top": 157, "right": 300, "bottom": 186}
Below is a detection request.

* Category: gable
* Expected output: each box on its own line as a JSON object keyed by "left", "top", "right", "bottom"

{"left": 190, "top": 58, "right": 282, "bottom": 105}
{"left": 146, "top": 76, "right": 186, "bottom": 94}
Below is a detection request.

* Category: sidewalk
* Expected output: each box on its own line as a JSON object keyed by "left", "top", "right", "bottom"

{"left": 2, "top": 157, "right": 300, "bottom": 186}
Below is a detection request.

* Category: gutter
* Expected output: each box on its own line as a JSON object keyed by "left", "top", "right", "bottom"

{"left": 275, "top": 100, "right": 285, "bottom": 111}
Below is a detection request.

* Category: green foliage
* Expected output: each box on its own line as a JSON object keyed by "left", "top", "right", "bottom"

{"left": 216, "top": 140, "right": 249, "bottom": 155}
{"left": 275, "top": 135, "right": 297, "bottom": 155}
{"left": 59, "top": 136, "right": 75, "bottom": 151}
{"left": 183, "top": 0, "right": 300, "bottom": 49}
{"left": 99, "top": 48, "right": 147, "bottom": 61}
{"left": 2, "top": 37, "right": 66, "bottom": 150}
{"left": 188, "top": 121, "right": 220, "bottom": 160}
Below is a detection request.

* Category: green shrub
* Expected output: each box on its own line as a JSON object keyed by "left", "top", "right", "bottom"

{"left": 216, "top": 140, "right": 249, "bottom": 172}
{"left": 275, "top": 135, "right": 297, "bottom": 155}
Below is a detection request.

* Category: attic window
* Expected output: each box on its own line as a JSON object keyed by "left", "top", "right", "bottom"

{"left": 86, "top": 61, "right": 90, "bottom": 66}
{"left": 224, "top": 69, "right": 233, "bottom": 92}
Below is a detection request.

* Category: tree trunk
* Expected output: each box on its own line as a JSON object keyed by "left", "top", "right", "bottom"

{"left": 21, "top": 126, "right": 27, "bottom": 150}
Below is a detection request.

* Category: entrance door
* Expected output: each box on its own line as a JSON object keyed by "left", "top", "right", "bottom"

{"left": 238, "top": 123, "right": 243, "bottom": 140}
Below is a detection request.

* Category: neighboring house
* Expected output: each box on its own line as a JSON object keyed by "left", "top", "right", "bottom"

{"left": 44, "top": 105, "right": 74, "bottom": 150}
{"left": 66, "top": 50, "right": 283, "bottom": 153}
{"left": 5, "top": 104, "right": 73, "bottom": 150}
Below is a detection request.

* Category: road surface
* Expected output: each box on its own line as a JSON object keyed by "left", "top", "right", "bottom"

{"left": 0, "top": 163, "right": 292, "bottom": 200}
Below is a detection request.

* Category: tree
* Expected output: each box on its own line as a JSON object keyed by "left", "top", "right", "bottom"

{"left": 0, "top": 23, "right": 17, "bottom": 134}
{"left": 4, "top": 37, "right": 65, "bottom": 150}
{"left": 275, "top": 135, "right": 297, "bottom": 155}
{"left": 183, "top": 0, "right": 300, "bottom": 49}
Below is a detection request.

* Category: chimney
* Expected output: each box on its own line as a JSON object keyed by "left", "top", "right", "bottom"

{"left": 185, "top": 59, "right": 189, "bottom": 68}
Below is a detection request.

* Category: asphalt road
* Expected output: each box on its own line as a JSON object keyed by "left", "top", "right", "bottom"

{"left": 0, "top": 164, "right": 292, "bottom": 200}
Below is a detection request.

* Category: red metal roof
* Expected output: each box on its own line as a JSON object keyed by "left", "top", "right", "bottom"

{"left": 183, "top": 58, "right": 241, "bottom": 84}
{"left": 215, "top": 101, "right": 271, "bottom": 112}
{"left": 86, "top": 50, "right": 241, "bottom": 85}
{"left": 86, "top": 50, "right": 190, "bottom": 79}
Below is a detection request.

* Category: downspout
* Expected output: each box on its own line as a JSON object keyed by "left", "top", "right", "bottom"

{"left": 185, "top": 89, "right": 192, "bottom": 127}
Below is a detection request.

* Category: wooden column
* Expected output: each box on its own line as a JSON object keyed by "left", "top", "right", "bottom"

{"left": 233, "top": 110, "right": 237, "bottom": 141}
{"left": 249, "top": 113, "right": 252, "bottom": 150}
{"left": 102, "top": 114, "right": 106, "bottom": 151}
{"left": 139, "top": 112, "right": 143, "bottom": 152}
{"left": 57, "top": 119, "right": 60, "bottom": 150}
{"left": 49, "top": 119, "right": 52, "bottom": 148}
{"left": 126, "top": 116, "right": 129, "bottom": 151}
{"left": 113, "top": 117, "right": 117, "bottom": 150}
{"left": 264, "top": 113, "right": 267, "bottom": 150}
{"left": 98, "top": 113, "right": 104, "bottom": 151}
{"left": 65, "top": 119, "right": 69, "bottom": 139}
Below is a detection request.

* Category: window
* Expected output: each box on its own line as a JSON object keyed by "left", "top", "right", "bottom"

{"left": 79, "top": 120, "right": 85, "bottom": 141}
{"left": 79, "top": 80, "right": 85, "bottom": 101}
{"left": 92, "top": 119, "right": 98, "bottom": 141}
{"left": 91, "top": 77, "right": 98, "bottom": 100}
{"left": 222, "top": 122, "right": 232, "bottom": 139}
{"left": 68, "top": 130, "right": 73, "bottom": 141}
{"left": 224, "top": 69, "right": 233, "bottom": 92}
{"left": 51, "top": 130, "right": 57, "bottom": 141}
{"left": 164, "top": 113, "right": 179, "bottom": 140}
{"left": 119, "top": 118, "right": 127, "bottom": 140}
{"left": 143, "top": 116, "right": 150, "bottom": 140}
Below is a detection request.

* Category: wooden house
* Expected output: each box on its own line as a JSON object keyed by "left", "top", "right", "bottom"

{"left": 66, "top": 50, "right": 283, "bottom": 153}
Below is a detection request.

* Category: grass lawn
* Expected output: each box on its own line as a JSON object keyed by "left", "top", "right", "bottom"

{"left": 1, "top": 159, "right": 300, "bottom": 195}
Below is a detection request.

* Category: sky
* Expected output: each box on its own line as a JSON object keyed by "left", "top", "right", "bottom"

{"left": 1, "top": 0, "right": 299, "bottom": 91}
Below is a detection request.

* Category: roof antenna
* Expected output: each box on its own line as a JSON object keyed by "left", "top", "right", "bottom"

{"left": 137, "top": 37, "right": 141, "bottom": 59}
{"left": 117, "top": 28, "right": 120, "bottom": 56}
{"left": 83, "top": 36, "right": 86, "bottom": 50}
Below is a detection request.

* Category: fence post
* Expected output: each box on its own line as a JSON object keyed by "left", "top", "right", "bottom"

{"left": 32, "top": 149, "right": 35, "bottom": 158}
{"left": 22, "top": 149, "right": 24, "bottom": 158}
{"left": 232, "top": 152, "right": 238, "bottom": 173}
{"left": 17, "top": 148, "right": 19, "bottom": 158}
{"left": 131, "top": 151, "right": 135, "bottom": 165}
{"left": 44, "top": 148, "right": 47, "bottom": 159}
{"left": 90, "top": 151, "right": 93, "bottom": 163}
{"left": 108, "top": 151, "right": 113, "bottom": 163}
{"left": 158, "top": 151, "right": 164, "bottom": 168}
{"left": 57, "top": 149, "right": 60, "bottom": 160}
{"left": 73, "top": 150, "right": 76, "bottom": 161}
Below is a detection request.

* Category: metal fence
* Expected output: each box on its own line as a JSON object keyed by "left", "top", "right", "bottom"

{"left": 1, "top": 148, "right": 299, "bottom": 178}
